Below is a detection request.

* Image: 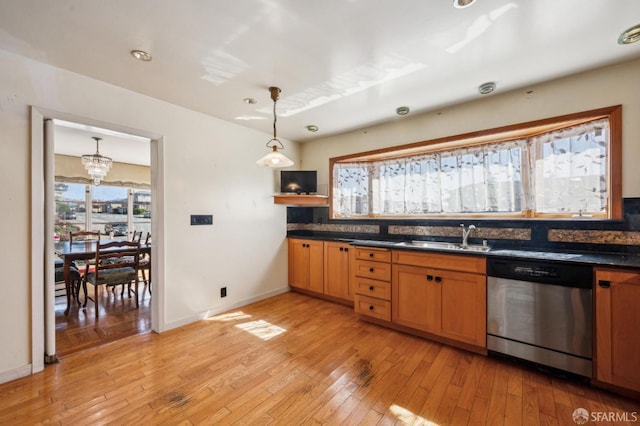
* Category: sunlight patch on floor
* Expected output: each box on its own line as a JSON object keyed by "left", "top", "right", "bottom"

{"left": 206, "top": 311, "right": 252, "bottom": 322}
{"left": 390, "top": 404, "right": 439, "bottom": 426}
{"left": 235, "top": 320, "right": 286, "bottom": 341}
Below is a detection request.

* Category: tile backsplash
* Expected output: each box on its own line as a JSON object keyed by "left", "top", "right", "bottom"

{"left": 286, "top": 198, "right": 640, "bottom": 254}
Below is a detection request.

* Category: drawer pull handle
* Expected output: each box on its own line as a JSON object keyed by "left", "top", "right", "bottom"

{"left": 435, "top": 276, "right": 442, "bottom": 283}
{"left": 369, "top": 286, "right": 375, "bottom": 291}
{"left": 599, "top": 280, "right": 611, "bottom": 288}
{"left": 369, "top": 268, "right": 374, "bottom": 272}
{"left": 339, "top": 247, "right": 343, "bottom": 251}
{"left": 369, "top": 305, "right": 374, "bottom": 311}
{"left": 369, "top": 253, "right": 374, "bottom": 257}
{"left": 427, "top": 275, "right": 433, "bottom": 281}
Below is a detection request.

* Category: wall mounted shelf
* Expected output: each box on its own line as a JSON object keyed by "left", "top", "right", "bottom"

{"left": 273, "top": 194, "right": 329, "bottom": 206}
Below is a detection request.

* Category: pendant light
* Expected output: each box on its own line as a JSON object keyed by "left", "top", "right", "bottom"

{"left": 81, "top": 136, "right": 113, "bottom": 185}
{"left": 256, "top": 86, "right": 294, "bottom": 168}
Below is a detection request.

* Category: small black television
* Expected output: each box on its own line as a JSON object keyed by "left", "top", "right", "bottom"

{"left": 280, "top": 170, "right": 317, "bottom": 194}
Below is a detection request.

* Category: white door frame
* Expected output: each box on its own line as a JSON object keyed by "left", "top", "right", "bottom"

{"left": 30, "top": 106, "right": 165, "bottom": 371}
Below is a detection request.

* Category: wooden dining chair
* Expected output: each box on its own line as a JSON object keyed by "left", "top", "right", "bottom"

{"left": 54, "top": 258, "right": 82, "bottom": 304}
{"left": 69, "top": 230, "right": 101, "bottom": 244}
{"left": 131, "top": 231, "right": 143, "bottom": 242}
{"left": 82, "top": 240, "right": 141, "bottom": 318}
{"left": 68, "top": 230, "right": 101, "bottom": 301}
{"left": 138, "top": 232, "right": 151, "bottom": 293}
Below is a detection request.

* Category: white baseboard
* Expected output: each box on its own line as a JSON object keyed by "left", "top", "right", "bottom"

{"left": 0, "top": 364, "right": 33, "bottom": 385}
{"left": 164, "top": 287, "right": 290, "bottom": 331}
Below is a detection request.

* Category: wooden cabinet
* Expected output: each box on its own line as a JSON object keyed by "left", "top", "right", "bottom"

{"left": 392, "top": 250, "right": 486, "bottom": 348}
{"left": 352, "top": 247, "right": 392, "bottom": 321}
{"left": 323, "top": 241, "right": 352, "bottom": 301}
{"left": 392, "top": 264, "right": 440, "bottom": 333}
{"left": 595, "top": 268, "right": 640, "bottom": 393}
{"left": 290, "top": 239, "right": 487, "bottom": 351}
{"left": 439, "top": 269, "right": 486, "bottom": 347}
{"left": 288, "top": 238, "right": 324, "bottom": 294}
{"left": 288, "top": 238, "right": 352, "bottom": 302}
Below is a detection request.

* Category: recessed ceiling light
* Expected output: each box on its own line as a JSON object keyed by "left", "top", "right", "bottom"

{"left": 131, "top": 50, "right": 152, "bottom": 61}
{"left": 306, "top": 125, "right": 319, "bottom": 132}
{"left": 244, "top": 98, "right": 257, "bottom": 104}
{"left": 396, "top": 106, "right": 410, "bottom": 116}
{"left": 478, "top": 82, "right": 496, "bottom": 95}
{"left": 618, "top": 24, "right": 640, "bottom": 45}
{"left": 453, "top": 0, "right": 476, "bottom": 9}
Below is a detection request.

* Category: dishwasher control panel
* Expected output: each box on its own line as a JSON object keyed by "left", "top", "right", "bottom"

{"left": 487, "top": 257, "right": 592, "bottom": 288}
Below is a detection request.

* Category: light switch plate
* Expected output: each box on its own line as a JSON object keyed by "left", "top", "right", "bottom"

{"left": 191, "top": 214, "right": 213, "bottom": 225}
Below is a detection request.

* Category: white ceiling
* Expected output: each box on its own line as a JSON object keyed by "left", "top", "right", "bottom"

{"left": 53, "top": 120, "right": 151, "bottom": 167}
{"left": 1, "top": 0, "right": 639, "bottom": 156}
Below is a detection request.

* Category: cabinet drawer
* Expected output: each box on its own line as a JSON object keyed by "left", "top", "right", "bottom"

{"left": 354, "top": 294, "right": 391, "bottom": 322}
{"left": 354, "top": 277, "right": 391, "bottom": 300}
{"left": 392, "top": 250, "right": 486, "bottom": 274}
{"left": 354, "top": 247, "right": 391, "bottom": 263}
{"left": 354, "top": 259, "right": 392, "bottom": 281}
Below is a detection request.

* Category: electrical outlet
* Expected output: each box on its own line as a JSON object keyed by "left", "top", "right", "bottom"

{"left": 220, "top": 287, "right": 227, "bottom": 298}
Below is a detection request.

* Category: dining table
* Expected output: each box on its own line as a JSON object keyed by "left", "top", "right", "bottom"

{"left": 54, "top": 240, "right": 151, "bottom": 315}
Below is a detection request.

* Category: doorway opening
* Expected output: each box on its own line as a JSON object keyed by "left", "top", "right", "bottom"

{"left": 53, "top": 120, "right": 152, "bottom": 357}
{"left": 31, "top": 108, "right": 163, "bottom": 368}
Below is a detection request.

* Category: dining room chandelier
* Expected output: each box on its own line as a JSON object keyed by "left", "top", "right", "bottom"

{"left": 81, "top": 136, "right": 112, "bottom": 185}
{"left": 256, "top": 86, "right": 294, "bottom": 168}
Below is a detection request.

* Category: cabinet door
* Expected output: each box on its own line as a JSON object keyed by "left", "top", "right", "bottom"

{"left": 288, "top": 239, "right": 310, "bottom": 289}
{"left": 324, "top": 241, "right": 351, "bottom": 300}
{"left": 288, "top": 239, "right": 324, "bottom": 293}
{"left": 595, "top": 268, "right": 640, "bottom": 392}
{"left": 392, "top": 264, "right": 440, "bottom": 333}
{"left": 439, "top": 269, "right": 486, "bottom": 347}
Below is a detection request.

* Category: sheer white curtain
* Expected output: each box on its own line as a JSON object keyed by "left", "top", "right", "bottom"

{"left": 376, "top": 154, "right": 440, "bottom": 214}
{"left": 332, "top": 119, "right": 608, "bottom": 217}
{"left": 333, "top": 162, "right": 371, "bottom": 216}
{"left": 372, "top": 142, "right": 525, "bottom": 215}
{"left": 531, "top": 118, "right": 608, "bottom": 214}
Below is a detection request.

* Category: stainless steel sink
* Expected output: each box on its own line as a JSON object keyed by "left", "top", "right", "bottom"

{"left": 394, "top": 240, "right": 491, "bottom": 252}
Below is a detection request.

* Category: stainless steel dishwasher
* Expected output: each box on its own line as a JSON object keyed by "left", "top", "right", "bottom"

{"left": 486, "top": 256, "right": 593, "bottom": 377}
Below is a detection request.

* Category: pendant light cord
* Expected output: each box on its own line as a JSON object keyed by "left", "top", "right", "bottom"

{"left": 273, "top": 98, "right": 277, "bottom": 139}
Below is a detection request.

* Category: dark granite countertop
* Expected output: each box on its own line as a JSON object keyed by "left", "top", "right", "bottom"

{"left": 287, "top": 234, "right": 640, "bottom": 269}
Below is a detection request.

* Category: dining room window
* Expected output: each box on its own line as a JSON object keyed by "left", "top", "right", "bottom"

{"left": 330, "top": 105, "right": 621, "bottom": 219}
{"left": 54, "top": 182, "right": 151, "bottom": 240}
{"left": 54, "top": 182, "right": 87, "bottom": 240}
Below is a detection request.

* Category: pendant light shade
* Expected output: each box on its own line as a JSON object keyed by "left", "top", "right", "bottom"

{"left": 256, "top": 86, "right": 294, "bottom": 168}
{"left": 81, "top": 136, "right": 112, "bottom": 185}
{"left": 256, "top": 144, "right": 294, "bottom": 167}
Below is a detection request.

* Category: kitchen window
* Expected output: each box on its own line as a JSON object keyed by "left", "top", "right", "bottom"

{"left": 331, "top": 105, "right": 621, "bottom": 219}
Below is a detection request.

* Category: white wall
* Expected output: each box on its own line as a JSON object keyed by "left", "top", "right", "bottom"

{"left": 301, "top": 58, "right": 640, "bottom": 198}
{"left": 0, "top": 48, "right": 296, "bottom": 380}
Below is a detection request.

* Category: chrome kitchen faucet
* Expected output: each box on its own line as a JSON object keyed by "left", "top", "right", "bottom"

{"left": 461, "top": 224, "right": 476, "bottom": 248}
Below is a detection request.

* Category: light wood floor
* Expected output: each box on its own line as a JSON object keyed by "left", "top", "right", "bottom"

{"left": 55, "top": 281, "right": 152, "bottom": 357}
{"left": 4, "top": 292, "right": 639, "bottom": 425}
